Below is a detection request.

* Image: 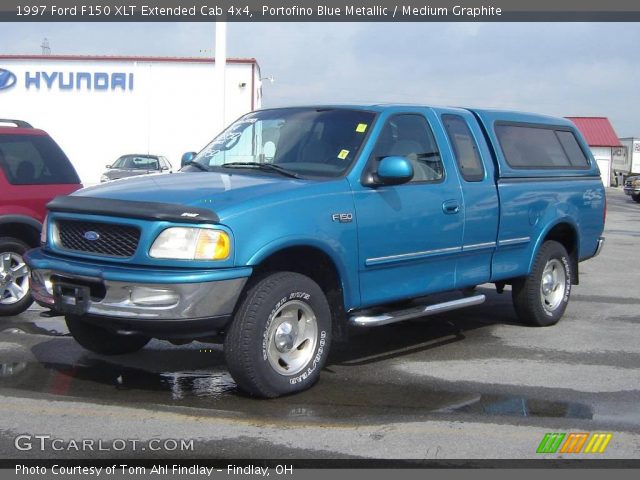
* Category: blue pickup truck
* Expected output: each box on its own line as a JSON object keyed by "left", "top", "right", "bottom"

{"left": 26, "top": 105, "right": 606, "bottom": 397}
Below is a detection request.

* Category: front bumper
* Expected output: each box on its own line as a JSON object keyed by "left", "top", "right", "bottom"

{"left": 25, "top": 248, "right": 250, "bottom": 336}
{"left": 623, "top": 186, "right": 640, "bottom": 196}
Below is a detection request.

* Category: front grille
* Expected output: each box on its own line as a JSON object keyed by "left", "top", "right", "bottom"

{"left": 55, "top": 219, "right": 140, "bottom": 258}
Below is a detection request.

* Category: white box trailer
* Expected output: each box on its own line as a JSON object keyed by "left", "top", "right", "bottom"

{"left": 0, "top": 55, "right": 262, "bottom": 185}
{"left": 615, "top": 138, "right": 640, "bottom": 176}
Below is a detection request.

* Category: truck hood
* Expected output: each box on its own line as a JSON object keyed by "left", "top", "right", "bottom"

{"left": 75, "top": 171, "right": 318, "bottom": 220}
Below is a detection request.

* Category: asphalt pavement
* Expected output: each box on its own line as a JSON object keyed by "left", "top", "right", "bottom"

{"left": 0, "top": 188, "right": 639, "bottom": 461}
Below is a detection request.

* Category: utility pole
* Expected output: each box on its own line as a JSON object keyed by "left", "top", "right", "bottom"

{"left": 41, "top": 38, "right": 51, "bottom": 55}
{"left": 215, "top": 22, "right": 227, "bottom": 134}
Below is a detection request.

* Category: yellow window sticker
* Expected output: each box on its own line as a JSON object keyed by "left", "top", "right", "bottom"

{"left": 356, "top": 123, "right": 368, "bottom": 133}
{"left": 338, "top": 149, "right": 350, "bottom": 160}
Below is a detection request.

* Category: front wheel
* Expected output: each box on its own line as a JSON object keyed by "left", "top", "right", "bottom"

{"left": 224, "top": 272, "right": 332, "bottom": 398}
{"left": 0, "top": 237, "right": 34, "bottom": 317}
{"left": 632, "top": 194, "right": 640, "bottom": 203}
{"left": 65, "top": 315, "right": 151, "bottom": 355}
{"left": 512, "top": 241, "right": 571, "bottom": 327}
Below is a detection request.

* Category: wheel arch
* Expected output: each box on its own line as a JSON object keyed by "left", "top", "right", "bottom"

{"left": 529, "top": 219, "right": 580, "bottom": 285}
{"left": 0, "top": 216, "right": 42, "bottom": 247}
{"left": 246, "top": 240, "right": 354, "bottom": 341}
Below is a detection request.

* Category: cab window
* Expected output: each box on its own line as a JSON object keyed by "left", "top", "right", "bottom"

{"left": 369, "top": 114, "right": 444, "bottom": 183}
{"left": 442, "top": 114, "right": 485, "bottom": 182}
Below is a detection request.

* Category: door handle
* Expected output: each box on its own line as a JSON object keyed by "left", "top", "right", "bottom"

{"left": 442, "top": 200, "right": 460, "bottom": 215}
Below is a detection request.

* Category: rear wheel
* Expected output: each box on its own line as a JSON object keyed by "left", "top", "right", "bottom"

{"left": 512, "top": 241, "right": 571, "bottom": 327}
{"left": 224, "top": 272, "right": 332, "bottom": 398}
{"left": 0, "top": 237, "right": 34, "bottom": 317}
{"left": 65, "top": 315, "right": 151, "bottom": 355}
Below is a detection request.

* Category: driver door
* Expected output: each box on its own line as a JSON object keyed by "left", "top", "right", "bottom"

{"left": 352, "top": 113, "right": 464, "bottom": 307}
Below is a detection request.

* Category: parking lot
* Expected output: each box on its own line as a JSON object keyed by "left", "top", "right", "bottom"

{"left": 0, "top": 188, "right": 639, "bottom": 460}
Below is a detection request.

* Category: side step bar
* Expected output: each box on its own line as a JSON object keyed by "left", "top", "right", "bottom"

{"left": 349, "top": 294, "right": 486, "bottom": 327}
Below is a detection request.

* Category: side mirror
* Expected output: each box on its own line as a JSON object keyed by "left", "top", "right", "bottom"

{"left": 181, "top": 152, "right": 196, "bottom": 167}
{"left": 375, "top": 156, "right": 414, "bottom": 186}
{"left": 105, "top": 164, "right": 112, "bottom": 169}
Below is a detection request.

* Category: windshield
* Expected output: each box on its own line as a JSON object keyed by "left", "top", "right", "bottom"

{"left": 191, "top": 108, "right": 376, "bottom": 177}
{"left": 113, "top": 155, "right": 159, "bottom": 170}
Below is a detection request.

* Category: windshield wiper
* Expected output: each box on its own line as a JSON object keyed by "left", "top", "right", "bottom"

{"left": 222, "top": 162, "right": 302, "bottom": 179}
{"left": 181, "top": 161, "right": 211, "bottom": 172}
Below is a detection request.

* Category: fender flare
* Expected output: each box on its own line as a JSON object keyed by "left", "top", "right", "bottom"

{"left": 247, "top": 235, "right": 358, "bottom": 310}
{"left": 0, "top": 215, "right": 42, "bottom": 232}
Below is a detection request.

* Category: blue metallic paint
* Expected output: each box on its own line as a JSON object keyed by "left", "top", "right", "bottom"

{"left": 27, "top": 104, "right": 605, "bottom": 318}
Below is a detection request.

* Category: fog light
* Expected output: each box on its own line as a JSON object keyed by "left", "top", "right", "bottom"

{"left": 130, "top": 287, "right": 179, "bottom": 307}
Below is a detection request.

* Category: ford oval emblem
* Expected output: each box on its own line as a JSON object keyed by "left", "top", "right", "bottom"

{"left": 0, "top": 69, "right": 17, "bottom": 91}
{"left": 84, "top": 231, "right": 100, "bottom": 241}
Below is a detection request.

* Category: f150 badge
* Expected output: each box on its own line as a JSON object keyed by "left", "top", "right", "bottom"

{"left": 332, "top": 213, "right": 353, "bottom": 223}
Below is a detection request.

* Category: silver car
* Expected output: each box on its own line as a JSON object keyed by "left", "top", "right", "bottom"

{"left": 101, "top": 154, "right": 172, "bottom": 182}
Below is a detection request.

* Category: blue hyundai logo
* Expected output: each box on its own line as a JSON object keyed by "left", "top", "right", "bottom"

{"left": 0, "top": 69, "right": 17, "bottom": 91}
{"left": 83, "top": 231, "right": 100, "bottom": 241}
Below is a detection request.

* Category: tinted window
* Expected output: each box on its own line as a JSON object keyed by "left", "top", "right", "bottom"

{"left": 495, "top": 124, "right": 583, "bottom": 169}
{"left": 0, "top": 134, "right": 80, "bottom": 185}
{"left": 556, "top": 130, "right": 589, "bottom": 167}
{"left": 443, "top": 114, "right": 485, "bottom": 182}
{"left": 370, "top": 114, "right": 444, "bottom": 183}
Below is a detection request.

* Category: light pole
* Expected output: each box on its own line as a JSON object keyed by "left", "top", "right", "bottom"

{"left": 215, "top": 21, "right": 227, "bottom": 133}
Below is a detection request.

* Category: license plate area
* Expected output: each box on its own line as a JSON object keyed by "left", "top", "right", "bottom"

{"left": 52, "top": 282, "right": 90, "bottom": 315}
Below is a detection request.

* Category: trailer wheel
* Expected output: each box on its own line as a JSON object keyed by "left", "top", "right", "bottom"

{"left": 224, "top": 272, "right": 331, "bottom": 398}
{"left": 512, "top": 241, "right": 571, "bottom": 327}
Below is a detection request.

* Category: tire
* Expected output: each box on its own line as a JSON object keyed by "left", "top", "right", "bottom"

{"left": 0, "top": 237, "right": 34, "bottom": 317}
{"left": 512, "top": 240, "right": 571, "bottom": 327}
{"left": 65, "top": 315, "right": 151, "bottom": 355}
{"left": 224, "top": 272, "right": 332, "bottom": 398}
{"left": 632, "top": 194, "right": 640, "bottom": 203}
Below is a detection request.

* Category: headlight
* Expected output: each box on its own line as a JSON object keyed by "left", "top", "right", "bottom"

{"left": 100, "top": 174, "right": 109, "bottom": 183}
{"left": 149, "top": 227, "right": 230, "bottom": 260}
{"left": 40, "top": 214, "right": 48, "bottom": 245}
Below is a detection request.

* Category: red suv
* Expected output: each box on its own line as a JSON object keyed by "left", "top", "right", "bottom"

{"left": 0, "top": 119, "right": 82, "bottom": 316}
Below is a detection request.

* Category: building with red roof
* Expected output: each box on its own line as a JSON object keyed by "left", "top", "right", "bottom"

{"left": 566, "top": 116, "right": 621, "bottom": 187}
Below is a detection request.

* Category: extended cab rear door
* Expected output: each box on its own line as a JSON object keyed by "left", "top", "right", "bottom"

{"left": 435, "top": 108, "right": 500, "bottom": 288}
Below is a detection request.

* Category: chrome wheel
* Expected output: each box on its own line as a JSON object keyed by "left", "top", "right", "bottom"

{"left": 266, "top": 300, "right": 318, "bottom": 376}
{"left": 0, "top": 252, "right": 30, "bottom": 305}
{"left": 540, "top": 258, "right": 566, "bottom": 313}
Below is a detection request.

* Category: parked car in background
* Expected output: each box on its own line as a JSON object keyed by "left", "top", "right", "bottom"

{"left": 0, "top": 119, "right": 81, "bottom": 316}
{"left": 100, "top": 154, "right": 172, "bottom": 182}
{"left": 623, "top": 175, "right": 640, "bottom": 202}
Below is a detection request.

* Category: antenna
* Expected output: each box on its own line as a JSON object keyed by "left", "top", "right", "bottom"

{"left": 41, "top": 38, "right": 51, "bottom": 55}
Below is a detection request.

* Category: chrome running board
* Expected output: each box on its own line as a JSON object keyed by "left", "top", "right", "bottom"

{"left": 349, "top": 294, "right": 486, "bottom": 327}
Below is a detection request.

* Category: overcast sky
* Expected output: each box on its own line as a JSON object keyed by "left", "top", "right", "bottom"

{"left": 1, "top": 22, "right": 639, "bottom": 137}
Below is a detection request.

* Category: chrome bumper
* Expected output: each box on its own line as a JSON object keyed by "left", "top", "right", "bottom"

{"left": 30, "top": 269, "right": 246, "bottom": 321}
{"left": 593, "top": 237, "right": 605, "bottom": 258}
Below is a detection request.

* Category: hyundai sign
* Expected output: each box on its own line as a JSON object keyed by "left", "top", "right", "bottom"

{"left": 0, "top": 69, "right": 17, "bottom": 90}
{"left": 0, "top": 68, "right": 134, "bottom": 92}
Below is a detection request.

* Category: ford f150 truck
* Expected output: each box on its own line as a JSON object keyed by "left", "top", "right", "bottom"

{"left": 26, "top": 105, "right": 606, "bottom": 398}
